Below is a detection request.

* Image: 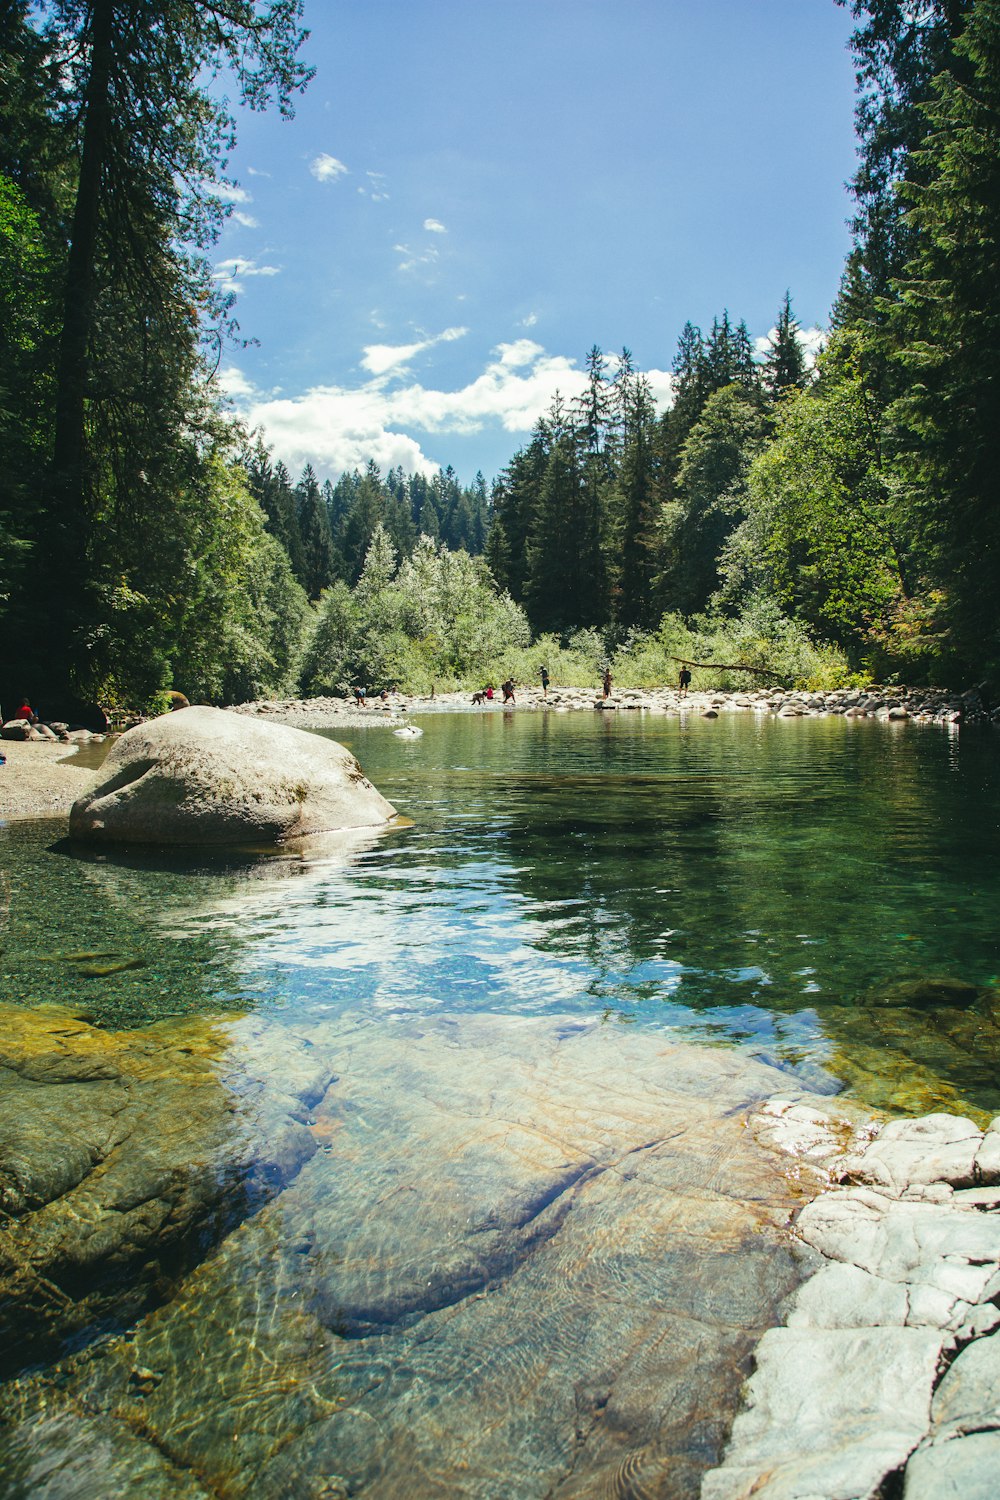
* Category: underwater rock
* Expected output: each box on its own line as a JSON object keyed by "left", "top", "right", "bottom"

{"left": 0, "top": 1013, "right": 819, "bottom": 1499}
{"left": 865, "top": 975, "right": 982, "bottom": 1009}
{"left": 0, "top": 1004, "right": 333, "bottom": 1372}
{"left": 69, "top": 705, "right": 396, "bottom": 845}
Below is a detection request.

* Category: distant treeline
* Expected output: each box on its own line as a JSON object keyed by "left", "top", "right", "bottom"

{"left": 244, "top": 448, "right": 489, "bottom": 598}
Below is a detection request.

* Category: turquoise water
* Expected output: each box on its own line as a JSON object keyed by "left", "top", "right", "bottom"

{"left": 2, "top": 709, "right": 999, "bottom": 1113}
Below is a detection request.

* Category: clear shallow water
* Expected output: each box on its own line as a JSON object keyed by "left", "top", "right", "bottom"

{"left": 2, "top": 709, "right": 999, "bottom": 1114}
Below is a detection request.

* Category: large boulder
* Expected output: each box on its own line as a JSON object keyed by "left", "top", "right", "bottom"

{"left": 69, "top": 706, "right": 396, "bottom": 844}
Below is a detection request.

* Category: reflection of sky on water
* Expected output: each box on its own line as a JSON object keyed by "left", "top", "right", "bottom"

{"left": 158, "top": 826, "right": 840, "bottom": 1090}
{"left": 4, "top": 711, "right": 1000, "bottom": 1105}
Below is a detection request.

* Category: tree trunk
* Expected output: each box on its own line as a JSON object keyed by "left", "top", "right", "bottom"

{"left": 44, "top": 0, "right": 116, "bottom": 689}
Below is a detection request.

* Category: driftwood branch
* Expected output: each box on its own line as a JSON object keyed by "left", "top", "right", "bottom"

{"left": 670, "top": 656, "right": 784, "bottom": 682}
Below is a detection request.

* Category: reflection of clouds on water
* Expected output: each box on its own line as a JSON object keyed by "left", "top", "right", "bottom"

{"left": 150, "top": 834, "right": 836, "bottom": 1092}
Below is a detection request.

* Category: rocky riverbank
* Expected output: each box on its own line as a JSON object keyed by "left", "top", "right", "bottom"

{"left": 0, "top": 739, "right": 101, "bottom": 822}
{"left": 230, "top": 682, "right": 990, "bottom": 728}
{"left": 1, "top": 682, "right": 988, "bottom": 825}
{"left": 703, "top": 1101, "right": 1000, "bottom": 1500}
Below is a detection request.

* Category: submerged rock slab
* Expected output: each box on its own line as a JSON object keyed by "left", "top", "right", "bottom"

{"left": 69, "top": 706, "right": 396, "bottom": 844}
{"left": 0, "top": 1013, "right": 825, "bottom": 1499}
{"left": 0, "top": 1003, "right": 335, "bottom": 1371}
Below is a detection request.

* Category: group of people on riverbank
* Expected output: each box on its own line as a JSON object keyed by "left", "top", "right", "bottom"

{"left": 470, "top": 663, "right": 694, "bottom": 706}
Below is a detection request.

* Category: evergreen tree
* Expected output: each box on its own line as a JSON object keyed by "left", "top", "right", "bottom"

{"left": 833, "top": 0, "right": 972, "bottom": 325}
{"left": 34, "top": 0, "right": 311, "bottom": 692}
{"left": 524, "top": 408, "right": 586, "bottom": 634}
{"left": 244, "top": 441, "right": 306, "bottom": 582}
{"left": 296, "top": 463, "right": 337, "bottom": 598}
{"left": 666, "top": 384, "right": 771, "bottom": 617}
{"left": 342, "top": 460, "right": 387, "bottom": 581}
{"left": 490, "top": 428, "right": 551, "bottom": 602}
{"left": 763, "top": 292, "right": 809, "bottom": 398}
{"left": 611, "top": 371, "right": 660, "bottom": 630}
{"left": 887, "top": 0, "right": 1000, "bottom": 670}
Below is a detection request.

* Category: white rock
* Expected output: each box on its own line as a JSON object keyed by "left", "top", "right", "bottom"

{"left": 703, "top": 1326, "right": 941, "bottom": 1500}
{"left": 903, "top": 1431, "right": 1000, "bottom": 1500}
{"left": 69, "top": 706, "right": 397, "bottom": 845}
{"left": 930, "top": 1331, "right": 1000, "bottom": 1437}
{"left": 785, "top": 1262, "right": 908, "bottom": 1330}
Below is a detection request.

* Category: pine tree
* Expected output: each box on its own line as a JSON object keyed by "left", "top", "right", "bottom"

{"left": 36, "top": 0, "right": 311, "bottom": 691}
{"left": 296, "top": 464, "right": 337, "bottom": 599}
{"left": 763, "top": 292, "right": 809, "bottom": 398}
{"left": 888, "top": 0, "right": 1000, "bottom": 671}
{"left": 832, "top": 0, "right": 972, "bottom": 326}
{"left": 612, "top": 374, "right": 660, "bottom": 629}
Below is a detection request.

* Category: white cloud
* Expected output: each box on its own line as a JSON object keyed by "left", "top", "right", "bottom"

{"left": 218, "top": 365, "right": 257, "bottom": 400}
{"left": 360, "top": 325, "right": 468, "bottom": 376}
{"left": 214, "top": 183, "right": 253, "bottom": 204}
{"left": 213, "top": 257, "right": 281, "bottom": 294}
{"left": 394, "top": 241, "right": 440, "bottom": 274}
{"left": 519, "top": 313, "right": 538, "bottom": 328}
{"left": 247, "top": 167, "right": 271, "bottom": 178}
{"left": 423, "top": 218, "right": 447, "bottom": 234}
{"left": 361, "top": 340, "right": 431, "bottom": 376}
{"left": 799, "top": 325, "right": 826, "bottom": 364}
{"left": 754, "top": 323, "right": 826, "bottom": 370}
{"left": 357, "top": 171, "right": 389, "bottom": 202}
{"left": 228, "top": 340, "right": 675, "bottom": 480}
{"left": 310, "top": 153, "right": 349, "bottom": 183}
{"left": 231, "top": 211, "right": 260, "bottom": 229}
{"left": 646, "top": 368, "right": 676, "bottom": 408}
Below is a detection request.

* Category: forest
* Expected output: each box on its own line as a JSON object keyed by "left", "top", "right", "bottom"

{"left": 1, "top": 0, "right": 999, "bottom": 710}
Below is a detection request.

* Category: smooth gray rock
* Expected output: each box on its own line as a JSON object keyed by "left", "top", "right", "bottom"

{"left": 904, "top": 1431, "right": 1000, "bottom": 1499}
{"left": 931, "top": 1331, "right": 1000, "bottom": 1436}
{"left": 69, "top": 706, "right": 396, "bottom": 844}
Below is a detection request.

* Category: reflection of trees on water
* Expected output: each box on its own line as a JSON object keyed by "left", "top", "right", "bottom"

{"left": 0, "top": 824, "right": 384, "bottom": 1028}
{"left": 476, "top": 716, "right": 1000, "bottom": 1115}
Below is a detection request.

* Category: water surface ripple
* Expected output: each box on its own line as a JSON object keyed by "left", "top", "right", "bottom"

{"left": 2, "top": 709, "right": 999, "bottom": 1113}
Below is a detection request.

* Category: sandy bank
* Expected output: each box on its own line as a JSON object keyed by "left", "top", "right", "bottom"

{"left": 0, "top": 740, "right": 101, "bottom": 823}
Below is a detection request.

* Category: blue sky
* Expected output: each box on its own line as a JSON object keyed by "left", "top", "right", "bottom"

{"left": 216, "top": 0, "right": 859, "bottom": 485}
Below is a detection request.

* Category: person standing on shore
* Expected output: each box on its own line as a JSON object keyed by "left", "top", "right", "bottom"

{"left": 678, "top": 665, "right": 692, "bottom": 698}
{"left": 540, "top": 666, "right": 549, "bottom": 697}
{"left": 602, "top": 668, "right": 612, "bottom": 699}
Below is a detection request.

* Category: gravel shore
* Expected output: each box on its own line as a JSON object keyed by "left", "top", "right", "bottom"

{"left": 0, "top": 741, "right": 101, "bottom": 823}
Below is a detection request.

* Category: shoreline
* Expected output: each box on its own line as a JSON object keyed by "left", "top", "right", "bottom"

{"left": 232, "top": 680, "right": 985, "bottom": 729}
{"left": 2, "top": 704, "right": 998, "bottom": 1494}
{"left": 1, "top": 682, "right": 989, "bottom": 826}
{"left": 0, "top": 739, "right": 102, "bottom": 824}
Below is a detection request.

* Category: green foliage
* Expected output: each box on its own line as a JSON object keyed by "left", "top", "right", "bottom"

{"left": 301, "top": 530, "right": 531, "bottom": 696}
{"left": 740, "top": 332, "right": 908, "bottom": 658}
{"left": 494, "top": 606, "right": 860, "bottom": 696}
{"left": 87, "top": 456, "right": 309, "bottom": 710}
{"left": 661, "top": 384, "right": 770, "bottom": 618}
{"left": 886, "top": 0, "right": 1000, "bottom": 673}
